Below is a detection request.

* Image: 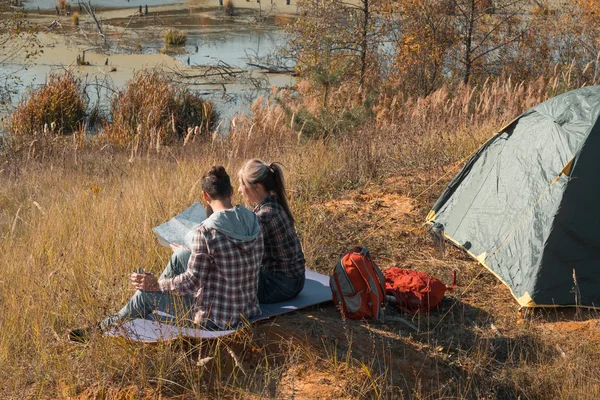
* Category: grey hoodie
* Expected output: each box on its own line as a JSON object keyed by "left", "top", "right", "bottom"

{"left": 201, "top": 205, "right": 261, "bottom": 244}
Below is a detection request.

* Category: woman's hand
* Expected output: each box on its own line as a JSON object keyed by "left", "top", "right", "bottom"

{"left": 130, "top": 272, "right": 160, "bottom": 292}
{"left": 169, "top": 243, "right": 188, "bottom": 251}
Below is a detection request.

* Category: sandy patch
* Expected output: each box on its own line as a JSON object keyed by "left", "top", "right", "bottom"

{"left": 319, "top": 191, "right": 414, "bottom": 226}
{"left": 90, "top": 4, "right": 192, "bottom": 20}
{"left": 4, "top": 32, "right": 186, "bottom": 88}
{"left": 10, "top": 33, "right": 181, "bottom": 66}
{"left": 279, "top": 366, "right": 352, "bottom": 399}
{"left": 541, "top": 319, "right": 600, "bottom": 338}
{"left": 191, "top": 0, "right": 302, "bottom": 15}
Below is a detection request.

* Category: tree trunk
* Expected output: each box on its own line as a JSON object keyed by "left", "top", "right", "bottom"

{"left": 463, "top": 0, "right": 475, "bottom": 85}
{"left": 360, "top": 0, "right": 369, "bottom": 89}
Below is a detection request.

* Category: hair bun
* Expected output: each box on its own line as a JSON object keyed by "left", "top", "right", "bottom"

{"left": 211, "top": 166, "right": 227, "bottom": 178}
{"left": 202, "top": 166, "right": 232, "bottom": 201}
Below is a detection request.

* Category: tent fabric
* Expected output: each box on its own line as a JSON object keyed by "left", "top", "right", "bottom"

{"left": 428, "top": 86, "right": 600, "bottom": 308}
{"left": 104, "top": 269, "right": 332, "bottom": 342}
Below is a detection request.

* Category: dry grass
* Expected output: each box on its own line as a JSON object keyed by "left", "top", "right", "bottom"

{"left": 164, "top": 29, "right": 187, "bottom": 46}
{"left": 1, "top": 74, "right": 599, "bottom": 399}
{"left": 224, "top": 0, "right": 236, "bottom": 17}
{"left": 6, "top": 72, "right": 86, "bottom": 137}
{"left": 5, "top": 71, "right": 87, "bottom": 158}
{"left": 103, "top": 69, "right": 216, "bottom": 152}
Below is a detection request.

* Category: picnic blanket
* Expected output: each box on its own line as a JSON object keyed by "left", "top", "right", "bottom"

{"left": 104, "top": 269, "right": 332, "bottom": 342}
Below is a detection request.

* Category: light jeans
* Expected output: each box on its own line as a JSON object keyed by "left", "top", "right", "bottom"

{"left": 100, "top": 248, "right": 197, "bottom": 330}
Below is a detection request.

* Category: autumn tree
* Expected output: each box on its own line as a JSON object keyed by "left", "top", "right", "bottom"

{"left": 393, "top": 0, "right": 454, "bottom": 95}
{"left": 504, "top": 3, "right": 577, "bottom": 82}
{"left": 564, "top": 0, "right": 600, "bottom": 82}
{"left": 505, "top": 1, "right": 600, "bottom": 86}
{"left": 289, "top": 0, "right": 600, "bottom": 101}
{"left": 287, "top": 0, "right": 391, "bottom": 94}
{"left": 573, "top": 0, "right": 600, "bottom": 55}
{"left": 394, "top": 0, "right": 530, "bottom": 88}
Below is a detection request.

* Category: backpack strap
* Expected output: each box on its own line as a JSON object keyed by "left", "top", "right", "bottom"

{"left": 360, "top": 247, "right": 387, "bottom": 305}
{"left": 352, "top": 246, "right": 386, "bottom": 321}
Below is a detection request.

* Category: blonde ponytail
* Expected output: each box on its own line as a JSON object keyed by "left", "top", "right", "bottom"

{"left": 239, "top": 159, "right": 295, "bottom": 223}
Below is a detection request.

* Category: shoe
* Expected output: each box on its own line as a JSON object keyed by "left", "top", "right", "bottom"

{"left": 68, "top": 324, "right": 100, "bottom": 343}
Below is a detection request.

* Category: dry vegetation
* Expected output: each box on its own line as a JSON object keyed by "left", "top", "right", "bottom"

{"left": 5, "top": 72, "right": 87, "bottom": 159}
{"left": 224, "top": 0, "right": 236, "bottom": 17}
{"left": 105, "top": 69, "right": 216, "bottom": 152}
{"left": 164, "top": 29, "right": 187, "bottom": 46}
{"left": 7, "top": 72, "right": 87, "bottom": 138}
{"left": 1, "top": 63, "right": 600, "bottom": 399}
{"left": 56, "top": 0, "right": 68, "bottom": 12}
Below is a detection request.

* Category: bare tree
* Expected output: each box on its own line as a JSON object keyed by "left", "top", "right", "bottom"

{"left": 447, "top": 0, "right": 529, "bottom": 84}
{"left": 287, "top": 0, "right": 390, "bottom": 93}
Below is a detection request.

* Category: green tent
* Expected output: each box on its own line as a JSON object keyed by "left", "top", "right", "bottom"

{"left": 427, "top": 86, "right": 600, "bottom": 308}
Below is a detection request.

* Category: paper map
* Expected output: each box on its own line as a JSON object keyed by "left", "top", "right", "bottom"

{"left": 152, "top": 201, "right": 207, "bottom": 248}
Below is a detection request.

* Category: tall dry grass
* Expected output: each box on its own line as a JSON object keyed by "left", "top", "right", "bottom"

{"left": 6, "top": 71, "right": 87, "bottom": 141}
{"left": 103, "top": 69, "right": 216, "bottom": 153}
{"left": 164, "top": 29, "right": 187, "bottom": 46}
{"left": 0, "top": 137, "right": 397, "bottom": 398}
{"left": 1, "top": 73, "right": 599, "bottom": 398}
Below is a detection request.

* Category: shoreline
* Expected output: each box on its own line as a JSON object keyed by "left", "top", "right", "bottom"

{"left": 21, "top": 0, "right": 303, "bottom": 19}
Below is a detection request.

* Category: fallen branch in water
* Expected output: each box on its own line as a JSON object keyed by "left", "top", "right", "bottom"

{"left": 169, "top": 63, "right": 247, "bottom": 80}
{"left": 247, "top": 62, "right": 295, "bottom": 74}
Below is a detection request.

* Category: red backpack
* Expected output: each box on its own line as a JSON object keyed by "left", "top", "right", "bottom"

{"left": 384, "top": 267, "right": 456, "bottom": 314}
{"left": 330, "top": 246, "right": 387, "bottom": 321}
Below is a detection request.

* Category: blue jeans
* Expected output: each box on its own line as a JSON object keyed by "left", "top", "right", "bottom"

{"left": 257, "top": 268, "right": 305, "bottom": 304}
{"left": 101, "top": 248, "right": 203, "bottom": 330}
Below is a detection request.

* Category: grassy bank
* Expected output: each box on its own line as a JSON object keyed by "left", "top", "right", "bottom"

{"left": 1, "top": 77, "right": 599, "bottom": 399}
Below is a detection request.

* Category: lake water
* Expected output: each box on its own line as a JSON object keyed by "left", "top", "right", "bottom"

{"left": 177, "top": 28, "right": 289, "bottom": 68}
{"left": 0, "top": 10, "right": 294, "bottom": 132}
{"left": 22, "top": 0, "right": 184, "bottom": 10}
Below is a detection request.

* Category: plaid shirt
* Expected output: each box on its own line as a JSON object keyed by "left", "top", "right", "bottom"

{"left": 254, "top": 196, "right": 305, "bottom": 278}
{"left": 159, "top": 224, "right": 263, "bottom": 329}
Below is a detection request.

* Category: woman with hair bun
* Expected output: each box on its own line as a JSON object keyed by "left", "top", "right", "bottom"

{"left": 238, "top": 159, "right": 305, "bottom": 303}
{"left": 69, "top": 166, "right": 264, "bottom": 342}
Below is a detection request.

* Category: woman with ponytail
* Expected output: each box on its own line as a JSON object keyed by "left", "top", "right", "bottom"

{"left": 238, "top": 159, "right": 305, "bottom": 303}
{"left": 69, "top": 166, "right": 264, "bottom": 343}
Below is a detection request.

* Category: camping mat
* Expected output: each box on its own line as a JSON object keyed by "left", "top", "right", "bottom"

{"left": 104, "top": 269, "right": 332, "bottom": 342}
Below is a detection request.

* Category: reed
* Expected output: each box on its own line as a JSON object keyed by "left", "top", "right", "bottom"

{"left": 5, "top": 71, "right": 87, "bottom": 158}
{"left": 224, "top": 0, "right": 236, "bottom": 16}
{"left": 164, "top": 29, "right": 187, "bottom": 46}
{"left": 103, "top": 69, "right": 216, "bottom": 152}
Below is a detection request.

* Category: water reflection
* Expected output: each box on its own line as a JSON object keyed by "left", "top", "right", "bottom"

{"left": 178, "top": 29, "right": 288, "bottom": 68}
